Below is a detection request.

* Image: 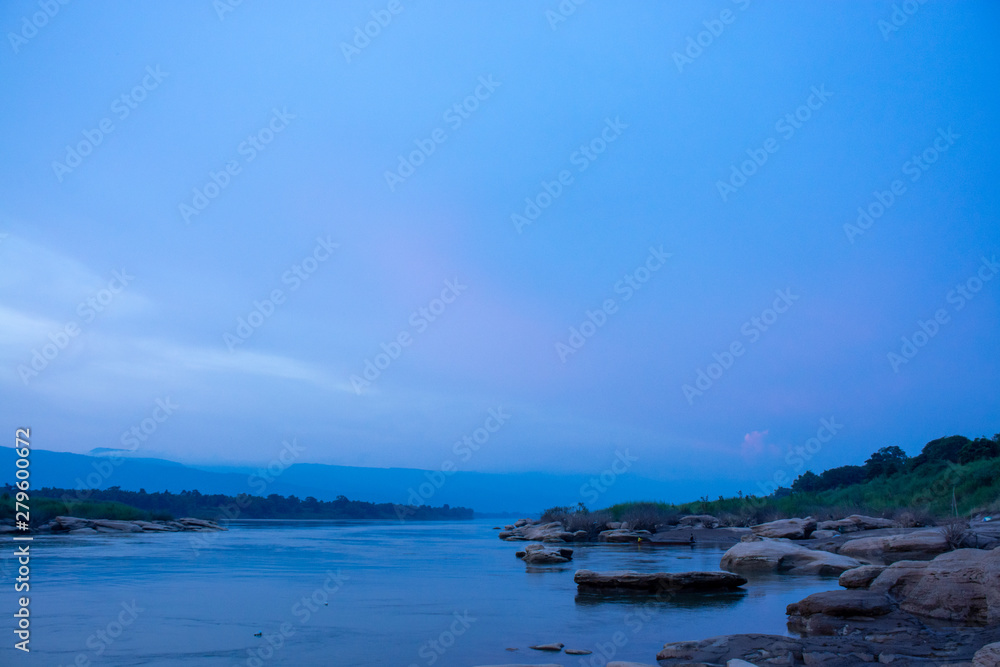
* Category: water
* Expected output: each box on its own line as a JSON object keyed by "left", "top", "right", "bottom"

{"left": 1, "top": 519, "right": 838, "bottom": 666}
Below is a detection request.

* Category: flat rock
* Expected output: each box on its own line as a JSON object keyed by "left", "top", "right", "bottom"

{"left": 811, "top": 529, "right": 840, "bottom": 540}
{"left": 564, "top": 648, "right": 591, "bottom": 655}
{"left": 839, "top": 564, "right": 887, "bottom": 589}
{"left": 597, "top": 528, "right": 653, "bottom": 543}
{"left": 499, "top": 521, "right": 577, "bottom": 543}
{"left": 787, "top": 589, "right": 895, "bottom": 618}
{"left": 817, "top": 515, "right": 895, "bottom": 533}
{"left": 574, "top": 569, "right": 746, "bottom": 592}
{"left": 721, "top": 538, "right": 862, "bottom": 576}
{"left": 838, "top": 529, "right": 949, "bottom": 563}
{"left": 751, "top": 517, "right": 817, "bottom": 539}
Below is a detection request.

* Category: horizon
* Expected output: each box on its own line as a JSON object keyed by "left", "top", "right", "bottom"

{"left": 2, "top": 1, "right": 999, "bottom": 494}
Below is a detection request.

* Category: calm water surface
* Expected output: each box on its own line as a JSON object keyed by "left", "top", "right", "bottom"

{"left": 1, "top": 519, "right": 838, "bottom": 666}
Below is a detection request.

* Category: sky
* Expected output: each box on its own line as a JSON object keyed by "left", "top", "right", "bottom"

{"left": 1, "top": 1, "right": 998, "bottom": 495}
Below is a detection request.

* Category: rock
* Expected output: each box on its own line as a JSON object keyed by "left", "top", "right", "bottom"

{"left": 973, "top": 642, "right": 1000, "bottom": 667}
{"left": 751, "top": 517, "right": 817, "bottom": 539}
{"left": 176, "top": 517, "right": 226, "bottom": 530}
{"left": 787, "top": 589, "right": 895, "bottom": 619}
{"left": 574, "top": 569, "right": 746, "bottom": 592}
{"left": 528, "top": 643, "right": 564, "bottom": 651}
{"left": 811, "top": 529, "right": 840, "bottom": 540}
{"left": 839, "top": 564, "right": 887, "bottom": 589}
{"left": 728, "top": 661, "right": 757, "bottom": 667}
{"left": 597, "top": 528, "right": 652, "bottom": 543}
{"left": 870, "top": 548, "right": 1000, "bottom": 625}
{"left": 473, "top": 664, "right": 562, "bottom": 667}
{"left": 91, "top": 520, "right": 143, "bottom": 532}
{"left": 679, "top": 514, "right": 720, "bottom": 529}
{"left": 817, "top": 515, "right": 895, "bottom": 534}
{"left": 565, "top": 648, "right": 591, "bottom": 655}
{"left": 838, "top": 529, "right": 950, "bottom": 563}
{"left": 721, "top": 538, "right": 862, "bottom": 576}
{"left": 500, "top": 521, "right": 576, "bottom": 542}
{"left": 514, "top": 518, "right": 530, "bottom": 527}
{"left": 68, "top": 527, "right": 98, "bottom": 535}
{"left": 517, "top": 544, "right": 573, "bottom": 564}
{"left": 0, "top": 525, "right": 18, "bottom": 534}
{"left": 960, "top": 522, "right": 1000, "bottom": 551}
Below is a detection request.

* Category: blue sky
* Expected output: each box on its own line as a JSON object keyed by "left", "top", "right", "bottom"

{"left": 1, "top": 1, "right": 997, "bottom": 493}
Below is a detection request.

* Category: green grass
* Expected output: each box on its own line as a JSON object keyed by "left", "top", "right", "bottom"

{"left": 602, "top": 457, "right": 1000, "bottom": 525}
{"left": 0, "top": 495, "right": 171, "bottom": 526}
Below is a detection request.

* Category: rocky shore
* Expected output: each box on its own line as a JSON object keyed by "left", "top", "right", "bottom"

{"left": 0, "top": 515, "right": 227, "bottom": 535}
{"left": 497, "top": 513, "right": 1000, "bottom": 665}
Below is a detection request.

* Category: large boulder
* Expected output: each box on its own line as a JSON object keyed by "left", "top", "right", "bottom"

{"left": 817, "top": 515, "right": 895, "bottom": 534}
{"left": 869, "top": 548, "right": 1000, "bottom": 625}
{"left": 516, "top": 544, "right": 573, "bottom": 564}
{"left": 574, "top": 569, "right": 746, "bottom": 593}
{"left": 751, "top": 517, "right": 817, "bottom": 539}
{"left": 974, "top": 642, "right": 1000, "bottom": 667}
{"left": 678, "top": 514, "right": 720, "bottom": 529}
{"left": 721, "top": 538, "right": 861, "bottom": 576}
{"left": 838, "top": 528, "right": 950, "bottom": 563}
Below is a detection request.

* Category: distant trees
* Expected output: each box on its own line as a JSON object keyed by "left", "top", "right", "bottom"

{"left": 8, "top": 486, "right": 474, "bottom": 521}
{"left": 791, "top": 430, "right": 1000, "bottom": 496}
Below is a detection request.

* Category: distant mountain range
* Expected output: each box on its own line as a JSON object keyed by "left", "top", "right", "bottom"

{"left": 0, "top": 446, "right": 700, "bottom": 515}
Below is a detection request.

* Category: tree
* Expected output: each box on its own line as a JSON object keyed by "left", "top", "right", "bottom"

{"left": 819, "top": 465, "right": 866, "bottom": 489}
{"left": 864, "top": 446, "right": 908, "bottom": 479}
{"left": 792, "top": 470, "right": 821, "bottom": 493}
{"left": 958, "top": 437, "right": 1000, "bottom": 464}
{"left": 911, "top": 435, "right": 970, "bottom": 468}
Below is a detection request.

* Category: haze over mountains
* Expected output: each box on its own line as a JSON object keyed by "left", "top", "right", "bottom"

{"left": 0, "top": 446, "right": 711, "bottom": 515}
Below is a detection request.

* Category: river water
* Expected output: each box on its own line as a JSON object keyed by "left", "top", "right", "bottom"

{"left": 1, "top": 519, "right": 837, "bottom": 666}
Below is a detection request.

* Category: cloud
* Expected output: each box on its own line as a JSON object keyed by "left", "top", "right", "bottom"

{"left": 741, "top": 429, "right": 771, "bottom": 460}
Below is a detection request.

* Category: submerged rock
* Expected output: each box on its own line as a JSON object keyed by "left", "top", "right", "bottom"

{"left": 574, "top": 569, "right": 746, "bottom": 592}
{"left": 721, "top": 538, "right": 861, "bottom": 576}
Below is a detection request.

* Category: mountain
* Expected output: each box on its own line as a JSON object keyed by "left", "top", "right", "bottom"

{"left": 0, "top": 446, "right": 700, "bottom": 514}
